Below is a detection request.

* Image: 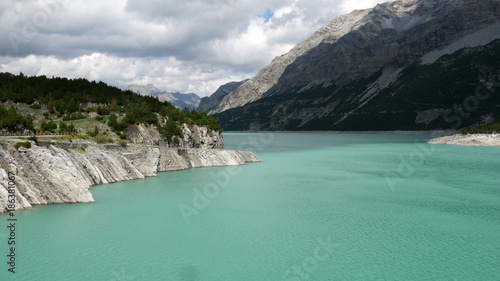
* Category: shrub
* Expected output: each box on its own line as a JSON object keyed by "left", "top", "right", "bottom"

{"left": 108, "top": 114, "right": 128, "bottom": 133}
{"left": 96, "top": 106, "right": 110, "bottom": 116}
{"left": 158, "top": 117, "right": 183, "bottom": 139}
{"left": 67, "top": 123, "right": 76, "bottom": 133}
{"left": 14, "top": 141, "right": 31, "bottom": 149}
{"left": 76, "top": 133, "right": 92, "bottom": 140}
{"left": 63, "top": 112, "right": 86, "bottom": 121}
{"left": 57, "top": 122, "right": 76, "bottom": 134}
{"left": 460, "top": 120, "right": 500, "bottom": 134}
{"left": 41, "top": 120, "right": 57, "bottom": 133}
{"left": 117, "top": 139, "right": 127, "bottom": 147}
{"left": 94, "top": 135, "right": 114, "bottom": 143}
{"left": 58, "top": 121, "right": 68, "bottom": 133}
{"left": 24, "top": 114, "right": 34, "bottom": 131}
{"left": 28, "top": 136, "right": 38, "bottom": 142}
{"left": 88, "top": 126, "right": 99, "bottom": 137}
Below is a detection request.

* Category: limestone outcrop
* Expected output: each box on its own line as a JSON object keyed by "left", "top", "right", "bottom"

{"left": 427, "top": 134, "right": 500, "bottom": 146}
{"left": 127, "top": 123, "right": 162, "bottom": 146}
{"left": 177, "top": 124, "right": 224, "bottom": 149}
{"left": 127, "top": 123, "right": 224, "bottom": 149}
{"left": 0, "top": 141, "right": 260, "bottom": 213}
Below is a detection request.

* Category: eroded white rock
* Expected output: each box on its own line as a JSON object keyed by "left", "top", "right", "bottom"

{"left": 0, "top": 141, "right": 260, "bottom": 213}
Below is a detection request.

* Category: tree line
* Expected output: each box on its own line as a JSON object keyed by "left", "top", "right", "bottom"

{"left": 0, "top": 72, "right": 223, "bottom": 137}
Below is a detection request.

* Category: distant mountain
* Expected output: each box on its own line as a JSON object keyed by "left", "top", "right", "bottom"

{"left": 210, "top": 0, "right": 500, "bottom": 131}
{"left": 127, "top": 84, "right": 201, "bottom": 110}
{"left": 197, "top": 80, "right": 248, "bottom": 113}
{"left": 127, "top": 84, "right": 161, "bottom": 96}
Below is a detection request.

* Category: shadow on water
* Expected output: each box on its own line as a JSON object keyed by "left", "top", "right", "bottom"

{"left": 223, "top": 132, "right": 441, "bottom": 154}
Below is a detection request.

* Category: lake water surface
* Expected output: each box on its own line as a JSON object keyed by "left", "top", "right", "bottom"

{"left": 1, "top": 133, "right": 499, "bottom": 280}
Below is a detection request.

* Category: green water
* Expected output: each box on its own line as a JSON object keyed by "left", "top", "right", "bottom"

{"left": 1, "top": 133, "right": 499, "bottom": 280}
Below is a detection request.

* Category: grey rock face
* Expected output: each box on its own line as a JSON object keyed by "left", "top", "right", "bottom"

{"left": 0, "top": 142, "right": 143, "bottom": 212}
{"left": 126, "top": 146, "right": 259, "bottom": 176}
{"left": 127, "top": 123, "right": 224, "bottom": 149}
{"left": 177, "top": 124, "right": 224, "bottom": 149}
{"left": 127, "top": 84, "right": 162, "bottom": 96}
{"left": 0, "top": 141, "right": 260, "bottom": 213}
{"left": 127, "top": 123, "right": 162, "bottom": 146}
{"left": 209, "top": 8, "right": 371, "bottom": 114}
{"left": 213, "top": 0, "right": 500, "bottom": 131}
{"left": 209, "top": 0, "right": 500, "bottom": 116}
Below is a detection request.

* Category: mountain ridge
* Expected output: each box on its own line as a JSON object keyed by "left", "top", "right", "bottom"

{"left": 127, "top": 84, "right": 201, "bottom": 110}
{"left": 207, "top": 0, "right": 500, "bottom": 131}
{"left": 197, "top": 79, "right": 248, "bottom": 113}
{"left": 216, "top": 38, "right": 500, "bottom": 131}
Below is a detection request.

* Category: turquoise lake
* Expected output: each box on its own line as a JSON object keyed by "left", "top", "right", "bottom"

{"left": 1, "top": 133, "right": 500, "bottom": 280}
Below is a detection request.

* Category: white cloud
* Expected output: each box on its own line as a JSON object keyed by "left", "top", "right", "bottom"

{"left": 0, "top": 53, "right": 252, "bottom": 96}
{"left": 340, "top": 0, "right": 386, "bottom": 13}
{"left": 0, "top": 0, "right": 387, "bottom": 97}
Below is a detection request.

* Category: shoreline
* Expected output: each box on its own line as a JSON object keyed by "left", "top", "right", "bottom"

{"left": 427, "top": 133, "right": 500, "bottom": 146}
{"left": 0, "top": 140, "right": 261, "bottom": 214}
{"left": 225, "top": 130, "right": 458, "bottom": 135}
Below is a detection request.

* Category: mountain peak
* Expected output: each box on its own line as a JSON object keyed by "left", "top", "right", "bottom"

{"left": 210, "top": 0, "right": 500, "bottom": 131}
{"left": 209, "top": 0, "right": 499, "bottom": 116}
{"left": 127, "top": 84, "right": 201, "bottom": 110}
{"left": 127, "top": 84, "right": 162, "bottom": 96}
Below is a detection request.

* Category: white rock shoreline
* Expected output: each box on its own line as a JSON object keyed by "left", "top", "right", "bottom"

{"left": 0, "top": 141, "right": 260, "bottom": 213}
{"left": 427, "top": 134, "right": 500, "bottom": 146}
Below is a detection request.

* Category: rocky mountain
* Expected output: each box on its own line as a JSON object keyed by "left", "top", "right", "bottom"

{"left": 197, "top": 79, "right": 248, "bottom": 113}
{"left": 127, "top": 83, "right": 161, "bottom": 96}
{"left": 127, "top": 84, "right": 201, "bottom": 110}
{"left": 211, "top": 0, "right": 500, "bottom": 131}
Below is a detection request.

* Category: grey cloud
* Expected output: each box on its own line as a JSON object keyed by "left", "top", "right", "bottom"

{"left": 0, "top": 0, "right": 386, "bottom": 96}
{"left": 1, "top": 0, "right": 344, "bottom": 60}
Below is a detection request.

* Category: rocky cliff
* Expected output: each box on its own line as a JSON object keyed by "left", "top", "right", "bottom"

{"left": 210, "top": 0, "right": 500, "bottom": 131}
{"left": 127, "top": 123, "right": 224, "bottom": 149}
{"left": 0, "top": 141, "right": 260, "bottom": 213}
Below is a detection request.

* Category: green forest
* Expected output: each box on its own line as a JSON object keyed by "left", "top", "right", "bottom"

{"left": 0, "top": 104, "right": 34, "bottom": 132}
{"left": 0, "top": 72, "right": 222, "bottom": 138}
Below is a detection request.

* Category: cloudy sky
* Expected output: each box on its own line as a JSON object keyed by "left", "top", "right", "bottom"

{"left": 0, "top": 0, "right": 386, "bottom": 97}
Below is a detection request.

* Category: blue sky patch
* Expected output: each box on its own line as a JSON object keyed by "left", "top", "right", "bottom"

{"left": 259, "top": 9, "right": 274, "bottom": 23}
